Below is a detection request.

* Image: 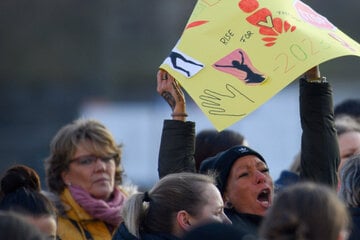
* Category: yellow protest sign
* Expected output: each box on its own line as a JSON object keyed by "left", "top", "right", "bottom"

{"left": 160, "top": 0, "right": 360, "bottom": 131}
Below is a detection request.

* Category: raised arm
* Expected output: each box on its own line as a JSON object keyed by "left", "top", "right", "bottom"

{"left": 157, "top": 69, "right": 196, "bottom": 178}
{"left": 299, "top": 65, "right": 339, "bottom": 188}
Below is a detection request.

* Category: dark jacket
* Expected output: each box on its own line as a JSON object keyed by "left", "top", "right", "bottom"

{"left": 348, "top": 207, "right": 360, "bottom": 240}
{"left": 299, "top": 78, "right": 339, "bottom": 187}
{"left": 113, "top": 223, "right": 138, "bottom": 240}
{"left": 158, "top": 120, "right": 196, "bottom": 178}
{"left": 158, "top": 78, "right": 339, "bottom": 236}
{"left": 112, "top": 223, "right": 180, "bottom": 240}
{"left": 224, "top": 208, "right": 261, "bottom": 237}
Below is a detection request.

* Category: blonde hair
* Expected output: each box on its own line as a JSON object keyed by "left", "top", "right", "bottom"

{"left": 45, "top": 119, "right": 123, "bottom": 194}
{"left": 121, "top": 172, "right": 215, "bottom": 238}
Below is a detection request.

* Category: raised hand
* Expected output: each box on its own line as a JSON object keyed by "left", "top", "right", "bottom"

{"left": 157, "top": 69, "right": 187, "bottom": 121}
{"left": 304, "top": 65, "right": 322, "bottom": 81}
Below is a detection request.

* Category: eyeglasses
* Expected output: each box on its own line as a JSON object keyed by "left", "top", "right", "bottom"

{"left": 69, "top": 154, "right": 116, "bottom": 166}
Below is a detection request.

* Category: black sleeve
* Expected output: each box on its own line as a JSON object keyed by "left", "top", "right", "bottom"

{"left": 158, "top": 120, "right": 196, "bottom": 178}
{"left": 299, "top": 79, "right": 339, "bottom": 188}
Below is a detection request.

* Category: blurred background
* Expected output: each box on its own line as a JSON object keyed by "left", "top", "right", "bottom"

{"left": 0, "top": 0, "right": 359, "bottom": 190}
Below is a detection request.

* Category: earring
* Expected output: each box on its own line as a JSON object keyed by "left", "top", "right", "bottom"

{"left": 225, "top": 201, "right": 233, "bottom": 209}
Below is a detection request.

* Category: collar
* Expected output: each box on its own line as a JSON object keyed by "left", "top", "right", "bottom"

{"left": 60, "top": 187, "right": 94, "bottom": 221}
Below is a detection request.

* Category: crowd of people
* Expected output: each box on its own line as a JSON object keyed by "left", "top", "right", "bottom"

{"left": 0, "top": 65, "right": 359, "bottom": 240}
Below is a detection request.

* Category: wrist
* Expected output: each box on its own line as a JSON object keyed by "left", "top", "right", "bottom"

{"left": 171, "top": 102, "right": 187, "bottom": 121}
{"left": 171, "top": 112, "right": 188, "bottom": 121}
{"left": 304, "top": 76, "right": 327, "bottom": 83}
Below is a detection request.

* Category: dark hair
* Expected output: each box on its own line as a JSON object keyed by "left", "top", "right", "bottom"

{"left": 195, "top": 129, "right": 245, "bottom": 171}
{"left": 334, "top": 98, "right": 360, "bottom": 119}
{"left": 45, "top": 119, "right": 123, "bottom": 194}
{"left": 0, "top": 164, "right": 40, "bottom": 197}
{"left": 0, "top": 164, "right": 56, "bottom": 218}
{"left": 259, "top": 182, "right": 349, "bottom": 240}
{"left": 0, "top": 211, "right": 46, "bottom": 240}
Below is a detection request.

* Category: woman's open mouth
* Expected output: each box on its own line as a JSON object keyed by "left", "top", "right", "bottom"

{"left": 257, "top": 188, "right": 271, "bottom": 208}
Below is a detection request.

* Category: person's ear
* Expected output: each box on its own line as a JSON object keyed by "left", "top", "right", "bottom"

{"left": 61, "top": 171, "right": 71, "bottom": 186}
{"left": 222, "top": 192, "right": 234, "bottom": 209}
{"left": 176, "top": 210, "right": 192, "bottom": 231}
{"left": 223, "top": 192, "right": 228, "bottom": 202}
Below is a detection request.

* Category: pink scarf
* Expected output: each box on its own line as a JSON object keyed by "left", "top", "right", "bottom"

{"left": 69, "top": 185, "right": 126, "bottom": 227}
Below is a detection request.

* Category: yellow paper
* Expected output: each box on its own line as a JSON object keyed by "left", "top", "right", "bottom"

{"left": 160, "top": 0, "right": 360, "bottom": 131}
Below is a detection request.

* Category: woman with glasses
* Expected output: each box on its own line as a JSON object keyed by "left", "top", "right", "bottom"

{"left": 45, "top": 119, "right": 130, "bottom": 240}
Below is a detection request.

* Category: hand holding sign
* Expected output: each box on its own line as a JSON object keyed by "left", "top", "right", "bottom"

{"left": 157, "top": 69, "right": 187, "bottom": 122}
{"left": 160, "top": 0, "right": 360, "bottom": 130}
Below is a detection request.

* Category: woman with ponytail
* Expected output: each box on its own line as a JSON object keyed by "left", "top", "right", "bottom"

{"left": 113, "top": 172, "right": 231, "bottom": 240}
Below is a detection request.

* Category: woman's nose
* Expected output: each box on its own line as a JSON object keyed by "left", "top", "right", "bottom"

{"left": 255, "top": 170, "right": 266, "bottom": 184}
{"left": 94, "top": 158, "right": 106, "bottom": 172}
